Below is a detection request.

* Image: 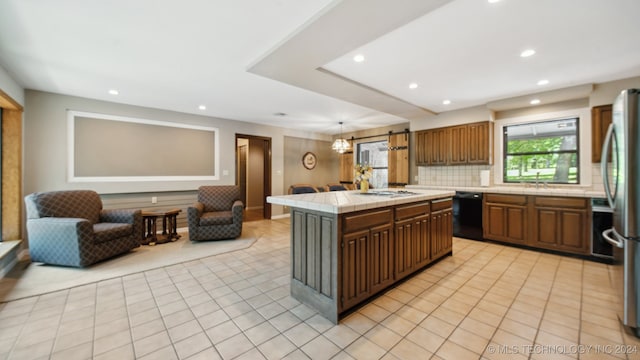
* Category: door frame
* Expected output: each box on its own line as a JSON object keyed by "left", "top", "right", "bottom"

{"left": 235, "top": 134, "right": 272, "bottom": 219}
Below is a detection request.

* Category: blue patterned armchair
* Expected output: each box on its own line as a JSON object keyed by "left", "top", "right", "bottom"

{"left": 187, "top": 185, "right": 244, "bottom": 241}
{"left": 24, "top": 190, "right": 142, "bottom": 267}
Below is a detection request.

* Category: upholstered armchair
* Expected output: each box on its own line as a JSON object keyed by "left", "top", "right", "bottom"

{"left": 24, "top": 190, "right": 142, "bottom": 267}
{"left": 187, "top": 185, "right": 244, "bottom": 241}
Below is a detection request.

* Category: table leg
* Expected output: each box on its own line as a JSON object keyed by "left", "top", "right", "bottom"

{"left": 162, "top": 216, "right": 168, "bottom": 237}
{"left": 170, "top": 214, "right": 181, "bottom": 240}
{"left": 149, "top": 217, "right": 158, "bottom": 245}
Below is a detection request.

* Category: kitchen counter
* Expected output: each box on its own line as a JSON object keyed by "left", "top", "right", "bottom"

{"left": 267, "top": 188, "right": 456, "bottom": 214}
{"left": 406, "top": 185, "right": 606, "bottom": 198}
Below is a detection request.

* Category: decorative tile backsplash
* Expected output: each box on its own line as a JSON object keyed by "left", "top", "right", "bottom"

{"left": 417, "top": 165, "right": 492, "bottom": 187}
{"left": 417, "top": 163, "right": 610, "bottom": 191}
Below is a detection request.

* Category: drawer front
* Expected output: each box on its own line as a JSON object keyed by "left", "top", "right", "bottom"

{"left": 534, "top": 196, "right": 588, "bottom": 209}
{"left": 343, "top": 208, "right": 393, "bottom": 233}
{"left": 395, "top": 202, "right": 430, "bottom": 220}
{"left": 485, "top": 193, "right": 527, "bottom": 205}
{"left": 431, "top": 198, "right": 453, "bottom": 211}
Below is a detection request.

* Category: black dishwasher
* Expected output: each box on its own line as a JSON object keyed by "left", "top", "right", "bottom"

{"left": 452, "top": 191, "right": 484, "bottom": 240}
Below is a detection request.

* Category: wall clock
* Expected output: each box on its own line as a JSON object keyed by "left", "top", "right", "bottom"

{"left": 302, "top": 152, "right": 317, "bottom": 170}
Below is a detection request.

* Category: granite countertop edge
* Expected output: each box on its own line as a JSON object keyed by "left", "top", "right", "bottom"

{"left": 267, "top": 189, "right": 456, "bottom": 214}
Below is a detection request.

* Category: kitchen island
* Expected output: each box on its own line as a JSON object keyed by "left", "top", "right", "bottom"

{"left": 267, "top": 189, "right": 455, "bottom": 323}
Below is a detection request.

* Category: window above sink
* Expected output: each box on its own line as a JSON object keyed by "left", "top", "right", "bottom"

{"left": 503, "top": 117, "right": 579, "bottom": 184}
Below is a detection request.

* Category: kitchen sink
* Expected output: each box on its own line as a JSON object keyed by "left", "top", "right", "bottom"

{"left": 358, "top": 190, "right": 418, "bottom": 197}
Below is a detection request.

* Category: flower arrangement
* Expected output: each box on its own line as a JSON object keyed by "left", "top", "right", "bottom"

{"left": 354, "top": 163, "right": 372, "bottom": 183}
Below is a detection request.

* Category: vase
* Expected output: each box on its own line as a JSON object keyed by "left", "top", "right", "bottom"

{"left": 360, "top": 179, "right": 369, "bottom": 193}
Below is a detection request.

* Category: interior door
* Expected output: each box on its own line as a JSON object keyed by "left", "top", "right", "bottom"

{"left": 238, "top": 144, "right": 247, "bottom": 207}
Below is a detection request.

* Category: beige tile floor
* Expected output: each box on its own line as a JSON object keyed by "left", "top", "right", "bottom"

{"left": 0, "top": 218, "right": 639, "bottom": 360}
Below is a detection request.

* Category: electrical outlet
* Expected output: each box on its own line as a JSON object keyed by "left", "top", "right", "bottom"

{"left": 151, "top": 196, "right": 157, "bottom": 204}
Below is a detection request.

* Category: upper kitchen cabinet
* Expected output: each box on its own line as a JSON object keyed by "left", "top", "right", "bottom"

{"left": 416, "top": 128, "right": 444, "bottom": 165}
{"left": 449, "top": 125, "right": 468, "bottom": 164}
{"left": 415, "top": 121, "right": 493, "bottom": 166}
{"left": 592, "top": 104, "right": 612, "bottom": 163}
{"left": 430, "top": 128, "right": 449, "bottom": 165}
{"left": 467, "top": 121, "right": 493, "bottom": 164}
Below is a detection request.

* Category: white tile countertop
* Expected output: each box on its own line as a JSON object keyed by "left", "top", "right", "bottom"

{"left": 267, "top": 189, "right": 455, "bottom": 214}
{"left": 406, "top": 185, "right": 606, "bottom": 198}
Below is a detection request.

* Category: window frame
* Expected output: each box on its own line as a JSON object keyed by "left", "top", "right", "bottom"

{"left": 502, "top": 117, "right": 580, "bottom": 184}
{"left": 356, "top": 139, "right": 389, "bottom": 189}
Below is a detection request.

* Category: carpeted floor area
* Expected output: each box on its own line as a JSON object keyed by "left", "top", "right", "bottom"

{"left": 0, "top": 225, "right": 259, "bottom": 302}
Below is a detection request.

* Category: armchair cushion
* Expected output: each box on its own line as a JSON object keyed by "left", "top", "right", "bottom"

{"left": 188, "top": 186, "right": 243, "bottom": 241}
{"left": 93, "top": 223, "right": 134, "bottom": 244}
{"left": 199, "top": 211, "right": 234, "bottom": 226}
{"left": 25, "top": 190, "right": 141, "bottom": 267}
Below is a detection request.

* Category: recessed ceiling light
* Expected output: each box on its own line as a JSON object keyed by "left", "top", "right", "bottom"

{"left": 520, "top": 49, "right": 536, "bottom": 58}
{"left": 442, "top": 100, "right": 451, "bottom": 105}
{"left": 530, "top": 99, "right": 541, "bottom": 105}
{"left": 537, "top": 79, "right": 549, "bottom": 86}
{"left": 108, "top": 89, "right": 119, "bottom": 95}
{"left": 409, "top": 83, "right": 418, "bottom": 89}
{"left": 198, "top": 105, "right": 206, "bottom": 110}
{"left": 488, "top": 0, "right": 501, "bottom": 3}
{"left": 353, "top": 54, "right": 365, "bottom": 63}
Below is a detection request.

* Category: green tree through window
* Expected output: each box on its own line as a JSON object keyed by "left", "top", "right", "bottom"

{"left": 504, "top": 118, "right": 579, "bottom": 184}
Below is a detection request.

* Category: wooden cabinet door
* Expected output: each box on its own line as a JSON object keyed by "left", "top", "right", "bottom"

{"left": 483, "top": 204, "right": 527, "bottom": 244}
{"left": 341, "top": 229, "right": 370, "bottom": 310}
{"left": 530, "top": 204, "right": 588, "bottom": 255}
{"left": 415, "top": 131, "right": 424, "bottom": 165}
{"left": 394, "top": 218, "right": 415, "bottom": 280}
{"left": 558, "top": 209, "right": 588, "bottom": 253}
{"left": 431, "top": 208, "right": 452, "bottom": 260}
{"left": 505, "top": 206, "right": 527, "bottom": 244}
{"left": 431, "top": 128, "right": 448, "bottom": 165}
{"left": 592, "top": 104, "right": 612, "bottom": 163}
{"left": 369, "top": 224, "right": 394, "bottom": 294}
{"left": 414, "top": 215, "right": 431, "bottom": 268}
{"left": 530, "top": 196, "right": 589, "bottom": 255}
{"left": 532, "top": 208, "right": 559, "bottom": 247}
{"left": 388, "top": 133, "right": 409, "bottom": 186}
{"left": 415, "top": 130, "right": 431, "bottom": 165}
{"left": 449, "top": 125, "right": 468, "bottom": 164}
{"left": 468, "top": 122, "right": 492, "bottom": 164}
{"left": 418, "top": 128, "right": 447, "bottom": 165}
{"left": 484, "top": 204, "right": 507, "bottom": 240}
{"left": 483, "top": 194, "right": 528, "bottom": 245}
{"left": 394, "top": 214, "right": 430, "bottom": 280}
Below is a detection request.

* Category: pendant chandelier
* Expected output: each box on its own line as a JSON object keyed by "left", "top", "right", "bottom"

{"left": 332, "top": 122, "right": 350, "bottom": 154}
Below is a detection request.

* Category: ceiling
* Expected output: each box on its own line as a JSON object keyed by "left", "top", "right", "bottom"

{"left": 1, "top": 0, "right": 639, "bottom": 135}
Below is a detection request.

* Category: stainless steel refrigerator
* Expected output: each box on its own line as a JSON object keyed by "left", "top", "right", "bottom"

{"left": 602, "top": 88, "right": 640, "bottom": 336}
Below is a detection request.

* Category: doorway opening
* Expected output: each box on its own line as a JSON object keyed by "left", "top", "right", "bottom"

{"left": 236, "top": 134, "right": 272, "bottom": 221}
